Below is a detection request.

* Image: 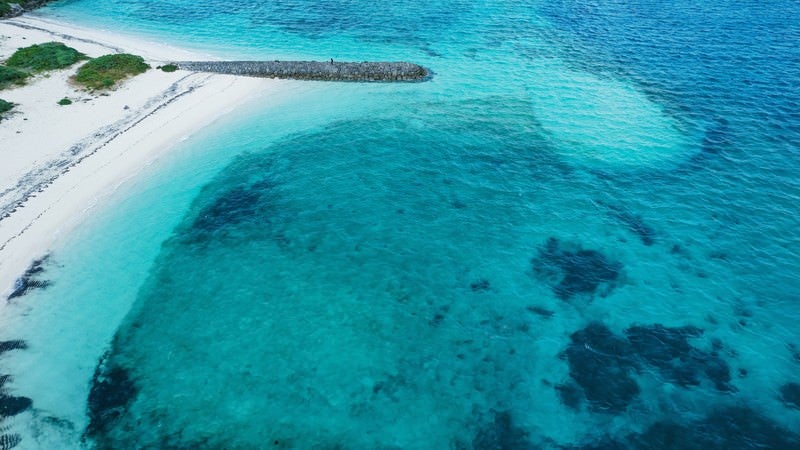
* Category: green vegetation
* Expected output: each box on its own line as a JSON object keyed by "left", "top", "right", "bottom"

{"left": 0, "top": 1, "right": 18, "bottom": 16}
{"left": 160, "top": 64, "right": 178, "bottom": 73}
{"left": 0, "top": 98, "right": 14, "bottom": 119}
{"left": 0, "top": 65, "right": 28, "bottom": 90}
{"left": 6, "top": 42, "right": 87, "bottom": 72}
{"left": 74, "top": 53, "right": 150, "bottom": 89}
{"left": 57, "top": 97, "right": 72, "bottom": 105}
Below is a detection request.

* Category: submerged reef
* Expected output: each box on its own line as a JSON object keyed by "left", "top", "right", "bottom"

{"left": 560, "top": 322, "right": 733, "bottom": 414}
{"left": 85, "top": 353, "right": 137, "bottom": 440}
{"left": 531, "top": 238, "right": 622, "bottom": 301}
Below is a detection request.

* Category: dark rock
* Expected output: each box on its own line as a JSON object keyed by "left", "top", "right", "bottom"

{"left": 0, "top": 395, "right": 32, "bottom": 418}
{"left": 780, "top": 382, "right": 800, "bottom": 409}
{"left": 564, "top": 323, "right": 639, "bottom": 413}
{"left": 177, "top": 60, "right": 430, "bottom": 82}
{"left": 532, "top": 238, "right": 622, "bottom": 301}
{"left": 472, "top": 410, "right": 534, "bottom": 450}
{"left": 86, "top": 354, "right": 137, "bottom": 437}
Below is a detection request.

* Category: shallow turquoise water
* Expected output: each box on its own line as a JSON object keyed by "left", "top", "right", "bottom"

{"left": 3, "top": 0, "right": 800, "bottom": 448}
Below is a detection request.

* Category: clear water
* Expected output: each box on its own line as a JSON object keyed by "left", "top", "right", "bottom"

{"left": 3, "top": 0, "right": 800, "bottom": 448}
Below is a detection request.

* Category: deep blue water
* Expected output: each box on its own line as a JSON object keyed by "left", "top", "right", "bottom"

{"left": 3, "top": 0, "right": 800, "bottom": 448}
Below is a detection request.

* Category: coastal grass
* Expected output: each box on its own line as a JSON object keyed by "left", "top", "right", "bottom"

{"left": 0, "top": 98, "right": 14, "bottom": 119}
{"left": 57, "top": 97, "right": 72, "bottom": 106}
{"left": 6, "top": 42, "right": 87, "bottom": 72}
{"left": 74, "top": 54, "right": 150, "bottom": 89}
{"left": 0, "top": 65, "right": 28, "bottom": 90}
{"left": 160, "top": 64, "right": 178, "bottom": 73}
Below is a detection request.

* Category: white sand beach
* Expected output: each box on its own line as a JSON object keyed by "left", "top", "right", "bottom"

{"left": 0, "top": 15, "right": 282, "bottom": 297}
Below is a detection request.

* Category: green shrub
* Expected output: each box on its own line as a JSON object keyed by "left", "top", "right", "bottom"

{"left": 57, "top": 97, "right": 72, "bottom": 105}
{"left": 0, "top": 98, "right": 14, "bottom": 119}
{"left": 160, "top": 64, "right": 178, "bottom": 73}
{"left": 0, "top": 65, "right": 28, "bottom": 90}
{"left": 0, "top": 1, "right": 16, "bottom": 16}
{"left": 74, "top": 53, "right": 150, "bottom": 89}
{"left": 6, "top": 42, "right": 87, "bottom": 72}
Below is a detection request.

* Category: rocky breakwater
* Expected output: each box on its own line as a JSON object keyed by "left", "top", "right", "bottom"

{"left": 176, "top": 60, "right": 430, "bottom": 82}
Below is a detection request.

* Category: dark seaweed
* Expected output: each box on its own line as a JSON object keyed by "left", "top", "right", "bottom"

{"left": 0, "top": 434, "right": 21, "bottom": 450}
{"left": 190, "top": 179, "right": 275, "bottom": 234}
{"left": 532, "top": 238, "right": 622, "bottom": 301}
{"left": 780, "top": 382, "right": 800, "bottom": 409}
{"left": 7, "top": 255, "right": 50, "bottom": 300}
{"left": 561, "top": 322, "right": 733, "bottom": 414}
{"left": 470, "top": 279, "right": 491, "bottom": 292}
{"left": 526, "top": 306, "right": 554, "bottom": 318}
{"left": 0, "top": 341, "right": 27, "bottom": 356}
{"left": 86, "top": 353, "right": 137, "bottom": 438}
{"left": 563, "top": 323, "right": 639, "bottom": 413}
{"left": 625, "top": 324, "right": 732, "bottom": 391}
{"left": 0, "top": 395, "right": 32, "bottom": 418}
{"left": 579, "top": 406, "right": 800, "bottom": 450}
{"left": 555, "top": 382, "right": 583, "bottom": 410}
{"left": 471, "top": 410, "right": 535, "bottom": 450}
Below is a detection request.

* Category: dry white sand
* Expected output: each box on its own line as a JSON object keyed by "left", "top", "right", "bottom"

{"left": 0, "top": 15, "right": 285, "bottom": 297}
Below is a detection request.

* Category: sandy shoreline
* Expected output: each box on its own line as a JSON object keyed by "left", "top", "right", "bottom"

{"left": 0, "top": 15, "right": 280, "bottom": 298}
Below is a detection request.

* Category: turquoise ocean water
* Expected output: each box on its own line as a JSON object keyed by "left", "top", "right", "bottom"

{"left": 2, "top": 0, "right": 800, "bottom": 448}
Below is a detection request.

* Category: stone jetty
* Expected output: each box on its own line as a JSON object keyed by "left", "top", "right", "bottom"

{"left": 176, "top": 60, "right": 430, "bottom": 82}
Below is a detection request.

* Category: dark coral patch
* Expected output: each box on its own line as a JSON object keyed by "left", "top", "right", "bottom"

{"left": 780, "top": 382, "right": 800, "bottom": 409}
{"left": 532, "top": 238, "right": 622, "bottom": 301}
{"left": 563, "top": 323, "right": 639, "bottom": 413}
{"left": 86, "top": 354, "right": 137, "bottom": 438}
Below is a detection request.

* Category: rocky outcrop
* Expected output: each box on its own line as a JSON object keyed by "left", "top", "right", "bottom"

{"left": 1, "top": 0, "right": 55, "bottom": 19}
{"left": 176, "top": 60, "right": 430, "bottom": 82}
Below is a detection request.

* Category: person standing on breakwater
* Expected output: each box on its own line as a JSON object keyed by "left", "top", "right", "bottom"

{"left": 331, "top": 58, "right": 334, "bottom": 64}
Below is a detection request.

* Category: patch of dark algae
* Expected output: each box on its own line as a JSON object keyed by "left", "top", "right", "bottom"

{"left": 558, "top": 322, "right": 733, "bottom": 414}
{"left": 0, "top": 340, "right": 32, "bottom": 450}
{"left": 531, "top": 238, "right": 622, "bottom": 301}
{"left": 576, "top": 406, "right": 800, "bottom": 450}
{"left": 7, "top": 255, "right": 51, "bottom": 301}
